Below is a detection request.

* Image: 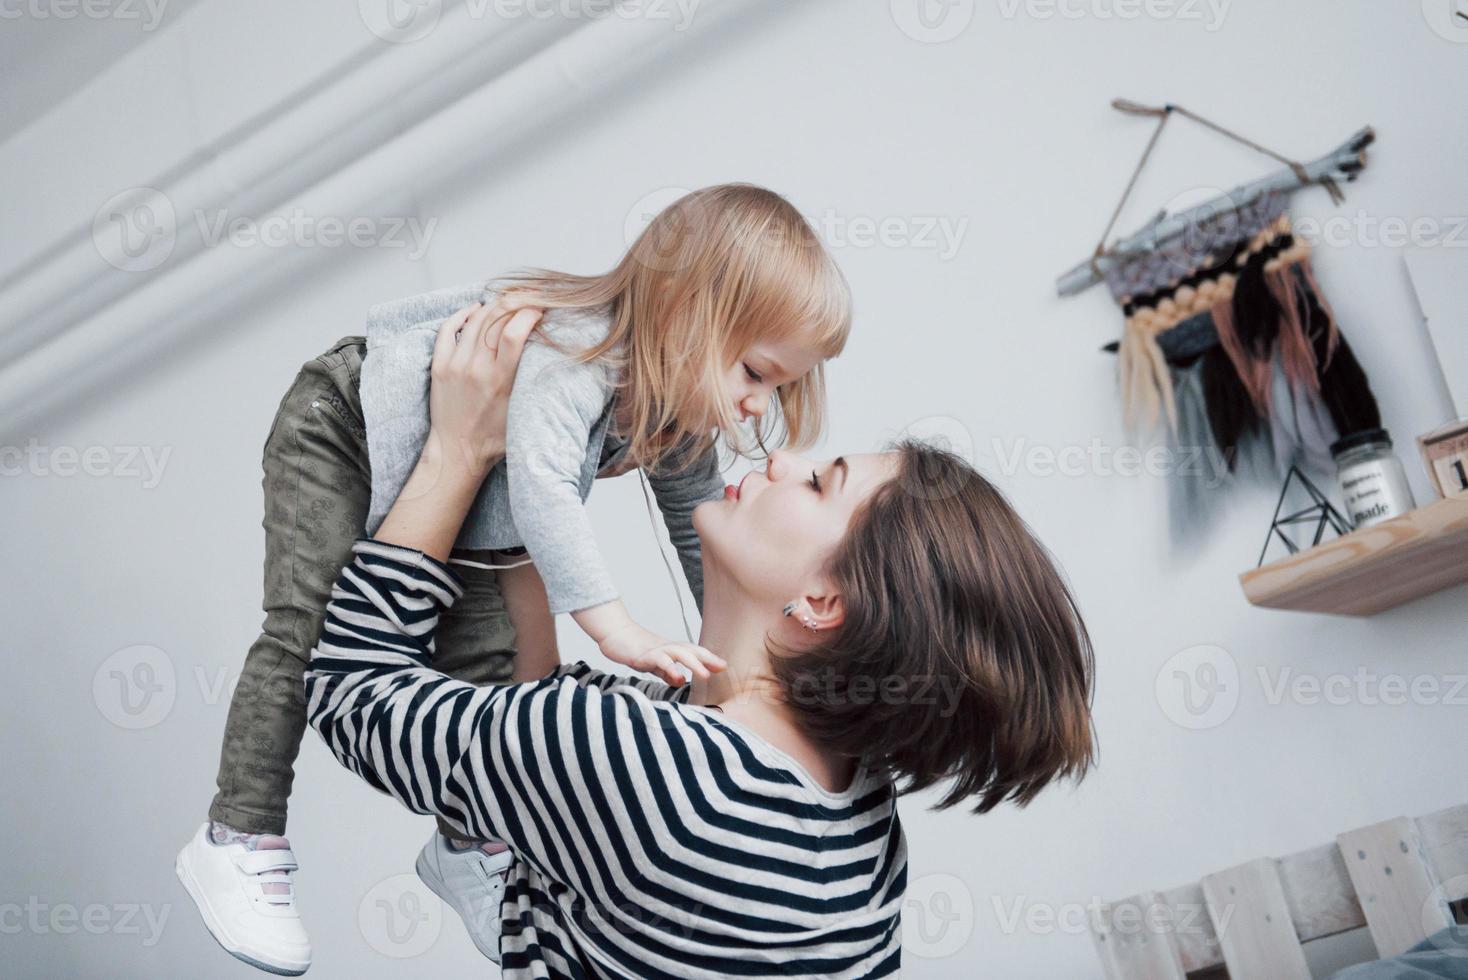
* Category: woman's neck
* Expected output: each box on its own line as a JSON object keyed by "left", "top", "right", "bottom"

{"left": 690, "top": 579, "right": 856, "bottom": 794}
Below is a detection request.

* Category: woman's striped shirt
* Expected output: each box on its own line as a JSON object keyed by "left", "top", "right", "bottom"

{"left": 306, "top": 539, "right": 906, "bottom": 978}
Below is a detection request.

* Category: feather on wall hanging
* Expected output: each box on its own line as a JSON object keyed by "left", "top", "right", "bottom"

{"left": 1057, "top": 100, "right": 1382, "bottom": 539}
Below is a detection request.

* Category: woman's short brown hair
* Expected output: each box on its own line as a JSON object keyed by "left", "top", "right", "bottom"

{"left": 771, "top": 439, "right": 1096, "bottom": 813}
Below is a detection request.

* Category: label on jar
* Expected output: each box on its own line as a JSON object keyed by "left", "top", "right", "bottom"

{"left": 1339, "top": 458, "right": 1416, "bottom": 528}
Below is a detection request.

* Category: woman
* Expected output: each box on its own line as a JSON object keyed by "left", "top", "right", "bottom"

{"left": 306, "top": 305, "right": 1096, "bottom": 977}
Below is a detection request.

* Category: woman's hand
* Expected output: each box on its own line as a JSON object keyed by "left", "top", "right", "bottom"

{"left": 374, "top": 301, "right": 541, "bottom": 562}
{"left": 425, "top": 300, "right": 543, "bottom": 478}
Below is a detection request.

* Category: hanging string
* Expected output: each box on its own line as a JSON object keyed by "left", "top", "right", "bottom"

{"left": 1091, "top": 99, "right": 1345, "bottom": 275}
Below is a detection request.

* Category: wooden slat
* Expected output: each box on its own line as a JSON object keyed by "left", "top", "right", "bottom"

{"left": 1201, "top": 858, "right": 1312, "bottom": 979}
{"left": 1420, "top": 804, "right": 1468, "bottom": 884}
{"left": 1097, "top": 805, "right": 1468, "bottom": 975}
{"left": 1277, "top": 843, "right": 1366, "bottom": 942}
{"left": 1090, "top": 892, "right": 1189, "bottom": 980}
{"left": 1239, "top": 496, "right": 1468, "bottom": 615}
{"left": 1337, "top": 817, "right": 1456, "bottom": 957}
{"left": 1155, "top": 882, "right": 1222, "bottom": 973}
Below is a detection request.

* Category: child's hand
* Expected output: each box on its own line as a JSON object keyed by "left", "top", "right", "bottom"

{"left": 598, "top": 622, "right": 726, "bottom": 687}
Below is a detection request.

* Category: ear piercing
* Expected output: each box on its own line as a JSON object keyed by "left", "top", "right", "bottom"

{"left": 782, "top": 602, "right": 818, "bottom": 630}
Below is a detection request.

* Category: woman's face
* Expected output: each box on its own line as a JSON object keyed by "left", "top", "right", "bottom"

{"left": 694, "top": 449, "right": 897, "bottom": 606}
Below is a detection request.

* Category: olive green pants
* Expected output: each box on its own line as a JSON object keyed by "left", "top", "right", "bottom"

{"left": 209, "top": 337, "right": 517, "bottom": 836}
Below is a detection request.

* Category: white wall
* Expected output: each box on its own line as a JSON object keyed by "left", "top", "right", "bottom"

{"left": 3, "top": 2, "right": 1465, "bottom": 977}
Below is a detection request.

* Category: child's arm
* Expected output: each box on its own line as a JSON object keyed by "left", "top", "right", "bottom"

{"left": 643, "top": 438, "right": 728, "bottom": 613}
{"left": 570, "top": 598, "right": 724, "bottom": 687}
{"left": 504, "top": 316, "right": 725, "bottom": 686}
{"left": 495, "top": 558, "right": 560, "bottom": 682}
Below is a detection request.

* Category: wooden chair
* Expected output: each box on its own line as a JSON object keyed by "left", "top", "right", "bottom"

{"left": 1090, "top": 805, "right": 1468, "bottom": 979}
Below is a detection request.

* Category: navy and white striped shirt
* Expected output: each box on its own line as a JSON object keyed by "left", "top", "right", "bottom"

{"left": 306, "top": 539, "right": 906, "bottom": 978}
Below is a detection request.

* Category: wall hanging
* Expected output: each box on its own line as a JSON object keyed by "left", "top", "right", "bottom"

{"left": 1057, "top": 100, "right": 1382, "bottom": 541}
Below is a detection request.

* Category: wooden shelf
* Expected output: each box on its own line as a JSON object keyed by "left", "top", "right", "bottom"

{"left": 1239, "top": 496, "right": 1468, "bottom": 616}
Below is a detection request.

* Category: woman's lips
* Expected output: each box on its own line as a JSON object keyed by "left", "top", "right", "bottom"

{"left": 726, "top": 472, "right": 753, "bottom": 501}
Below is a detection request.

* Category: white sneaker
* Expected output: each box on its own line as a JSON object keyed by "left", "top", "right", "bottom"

{"left": 415, "top": 831, "right": 513, "bottom": 963}
{"left": 175, "top": 823, "right": 312, "bottom": 976}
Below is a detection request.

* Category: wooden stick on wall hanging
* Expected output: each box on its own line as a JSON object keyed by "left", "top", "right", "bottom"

{"left": 1059, "top": 100, "right": 1382, "bottom": 543}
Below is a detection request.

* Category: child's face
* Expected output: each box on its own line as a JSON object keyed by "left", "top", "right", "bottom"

{"left": 722, "top": 336, "right": 824, "bottom": 425}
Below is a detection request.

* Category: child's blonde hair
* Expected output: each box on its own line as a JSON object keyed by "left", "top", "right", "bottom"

{"left": 497, "top": 183, "right": 851, "bottom": 472}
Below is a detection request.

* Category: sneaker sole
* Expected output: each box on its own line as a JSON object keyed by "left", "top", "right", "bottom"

{"left": 175, "top": 848, "right": 310, "bottom": 977}
{"left": 415, "top": 845, "right": 501, "bottom": 963}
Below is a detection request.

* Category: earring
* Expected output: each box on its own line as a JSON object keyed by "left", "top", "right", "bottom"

{"left": 784, "top": 601, "right": 818, "bottom": 631}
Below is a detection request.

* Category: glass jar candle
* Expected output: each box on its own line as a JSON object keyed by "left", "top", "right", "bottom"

{"left": 1331, "top": 428, "right": 1416, "bottom": 529}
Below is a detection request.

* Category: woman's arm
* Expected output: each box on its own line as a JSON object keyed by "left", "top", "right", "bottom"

{"left": 373, "top": 300, "right": 538, "bottom": 559}
{"left": 304, "top": 540, "right": 702, "bottom": 899}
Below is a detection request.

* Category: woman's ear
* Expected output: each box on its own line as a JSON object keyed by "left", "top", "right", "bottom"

{"left": 799, "top": 589, "right": 845, "bottom": 632}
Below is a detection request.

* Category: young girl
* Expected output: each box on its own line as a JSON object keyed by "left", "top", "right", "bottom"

{"left": 175, "top": 184, "right": 853, "bottom": 975}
